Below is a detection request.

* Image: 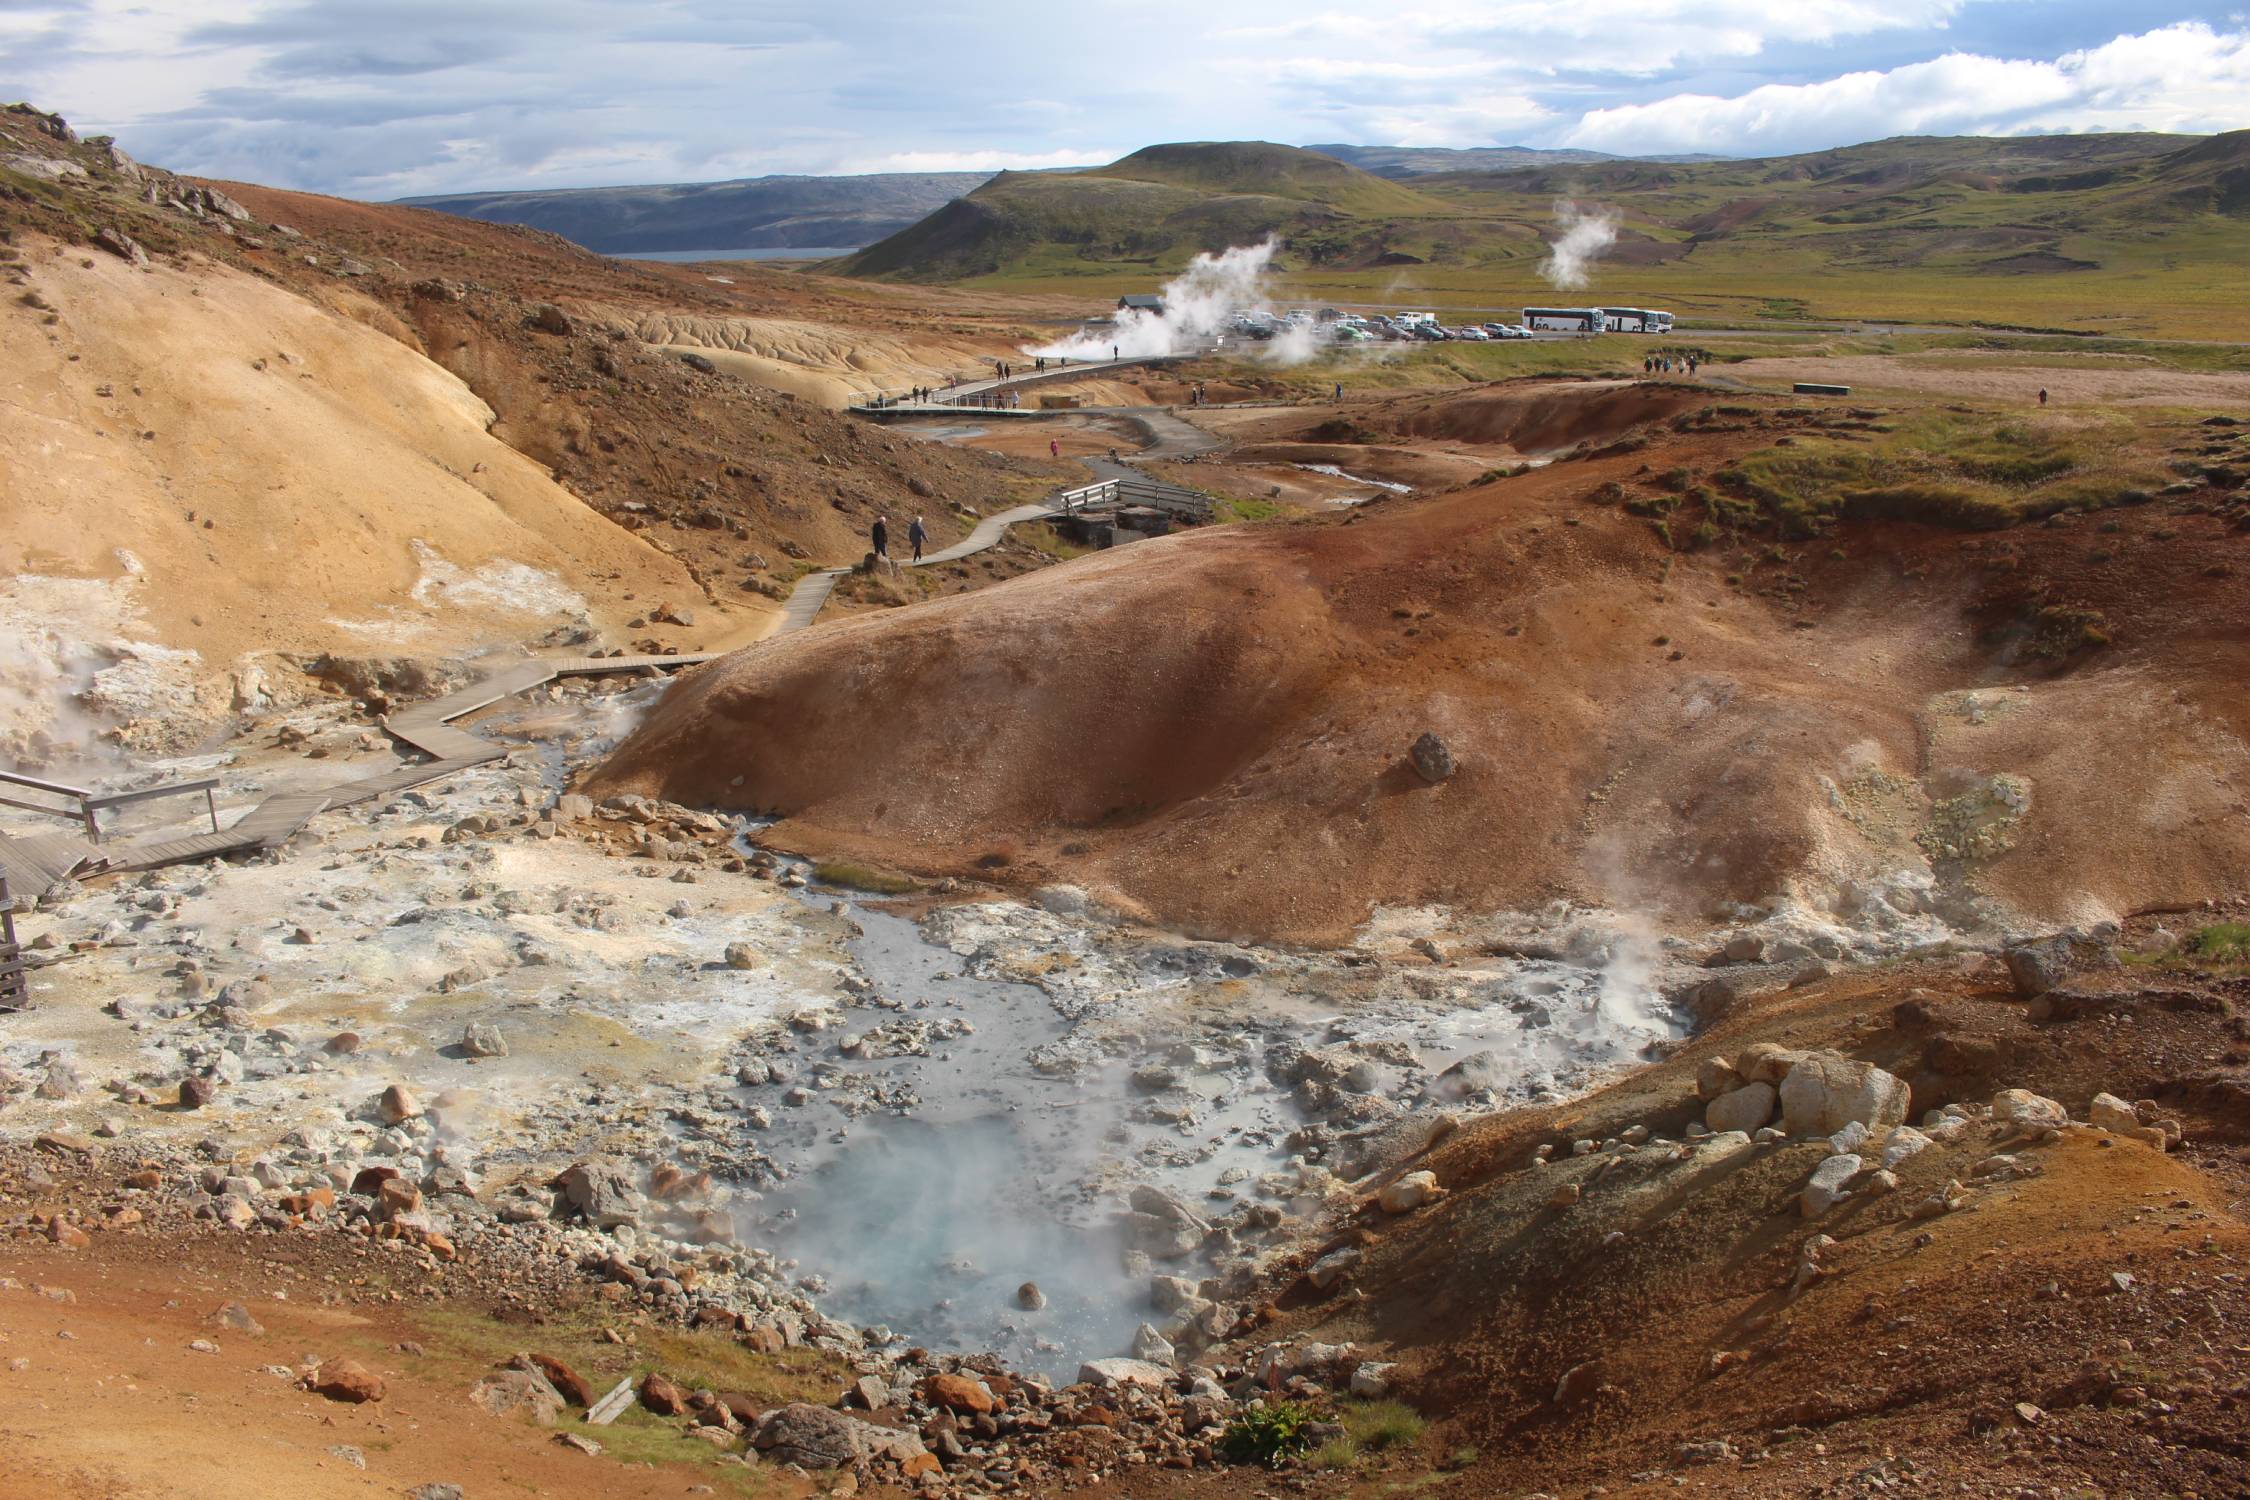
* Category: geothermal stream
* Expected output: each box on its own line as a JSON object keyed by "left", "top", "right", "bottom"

{"left": 736, "top": 871, "right": 1690, "bottom": 1378}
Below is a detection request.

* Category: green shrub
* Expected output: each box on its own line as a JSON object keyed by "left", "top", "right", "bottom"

{"left": 2188, "top": 923, "right": 2250, "bottom": 962}
{"left": 1343, "top": 1398, "right": 1426, "bottom": 1452}
{"left": 1220, "top": 1401, "right": 1319, "bottom": 1468}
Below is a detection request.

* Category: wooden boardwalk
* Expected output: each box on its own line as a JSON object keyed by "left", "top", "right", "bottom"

{"left": 4, "top": 652, "right": 717, "bottom": 884}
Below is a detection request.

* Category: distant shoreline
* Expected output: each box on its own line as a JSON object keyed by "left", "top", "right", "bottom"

{"left": 610, "top": 246, "right": 859, "bottom": 263}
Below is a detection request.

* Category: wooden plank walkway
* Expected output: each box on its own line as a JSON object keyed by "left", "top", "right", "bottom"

{"left": 0, "top": 829, "right": 97, "bottom": 894}
{"left": 70, "top": 652, "right": 718, "bottom": 878}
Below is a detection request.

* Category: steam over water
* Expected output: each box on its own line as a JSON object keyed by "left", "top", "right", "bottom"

{"left": 742, "top": 888, "right": 1683, "bottom": 1377}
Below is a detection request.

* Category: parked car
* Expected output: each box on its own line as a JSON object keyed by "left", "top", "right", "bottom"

{"left": 1483, "top": 322, "right": 1532, "bottom": 339}
{"left": 1410, "top": 324, "right": 1449, "bottom": 341}
{"left": 1451, "top": 326, "right": 1491, "bottom": 341}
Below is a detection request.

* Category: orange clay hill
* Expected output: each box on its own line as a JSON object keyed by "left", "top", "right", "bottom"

{"left": 587, "top": 384, "right": 2250, "bottom": 945}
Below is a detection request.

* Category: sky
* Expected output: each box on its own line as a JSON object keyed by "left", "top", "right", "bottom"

{"left": 2, "top": 1, "right": 2248, "bottom": 198}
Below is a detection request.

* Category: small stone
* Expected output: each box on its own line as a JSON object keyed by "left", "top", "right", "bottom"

{"left": 1378, "top": 1170, "right": 1444, "bottom": 1213}
{"left": 1548, "top": 1182, "right": 1582, "bottom": 1209}
{"left": 639, "top": 1371, "right": 688, "bottom": 1416}
{"left": 1016, "top": 1281, "right": 1047, "bottom": 1311}
{"left": 458, "top": 1022, "right": 508, "bottom": 1059}
{"left": 723, "top": 942, "right": 761, "bottom": 970}
{"left": 1408, "top": 732, "right": 1456, "bottom": 784}
{"left": 921, "top": 1372, "right": 995, "bottom": 1414}
{"left": 1800, "top": 1154, "right": 1861, "bottom": 1217}
{"left": 213, "top": 1302, "right": 265, "bottom": 1336}
{"left": 377, "top": 1083, "right": 421, "bottom": 1124}
{"left": 309, "top": 1359, "right": 384, "bottom": 1403}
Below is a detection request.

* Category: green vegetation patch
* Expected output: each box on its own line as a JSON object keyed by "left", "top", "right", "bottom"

{"left": 2188, "top": 922, "right": 2250, "bottom": 963}
{"left": 1721, "top": 409, "right": 2168, "bottom": 536}
{"left": 1220, "top": 1400, "right": 1320, "bottom": 1468}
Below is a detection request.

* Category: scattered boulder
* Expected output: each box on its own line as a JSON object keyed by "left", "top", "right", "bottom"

{"left": 750, "top": 1403, "right": 928, "bottom": 1468}
{"left": 1077, "top": 1358, "right": 1174, "bottom": 1389}
{"left": 93, "top": 227, "right": 147, "bottom": 266}
{"left": 530, "top": 303, "right": 574, "bottom": 336}
{"left": 921, "top": 1372, "right": 995, "bottom": 1414}
{"left": 638, "top": 1371, "right": 688, "bottom": 1416}
{"left": 459, "top": 1022, "right": 508, "bottom": 1058}
{"left": 1777, "top": 1054, "right": 1910, "bottom": 1136}
{"left": 1553, "top": 1360, "right": 1605, "bottom": 1405}
{"left": 472, "top": 1367, "right": 567, "bottom": 1424}
{"left": 309, "top": 1360, "right": 384, "bottom": 1403}
{"left": 377, "top": 1083, "right": 422, "bottom": 1125}
{"left": 2004, "top": 937, "right": 2071, "bottom": 999}
{"left": 1378, "top": 1170, "right": 1445, "bottom": 1213}
{"left": 178, "top": 1075, "right": 217, "bottom": 1109}
{"left": 1350, "top": 1362, "right": 1396, "bottom": 1399}
{"left": 723, "top": 942, "right": 761, "bottom": 970}
{"left": 1991, "top": 1088, "right": 2069, "bottom": 1129}
{"left": 1706, "top": 1081, "right": 1775, "bottom": 1135}
{"left": 556, "top": 1160, "right": 645, "bottom": 1229}
{"left": 1695, "top": 1057, "right": 1743, "bottom": 1102}
{"left": 1801, "top": 1154, "right": 1862, "bottom": 1217}
{"left": 1408, "top": 732, "right": 1456, "bottom": 784}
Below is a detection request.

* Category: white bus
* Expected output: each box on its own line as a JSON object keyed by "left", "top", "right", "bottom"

{"left": 1600, "top": 307, "right": 1675, "bottom": 333}
{"left": 1522, "top": 306, "right": 1603, "bottom": 333}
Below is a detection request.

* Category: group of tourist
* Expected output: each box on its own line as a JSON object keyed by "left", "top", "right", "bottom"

{"left": 1645, "top": 353, "right": 1700, "bottom": 377}
{"left": 869, "top": 513, "right": 927, "bottom": 577}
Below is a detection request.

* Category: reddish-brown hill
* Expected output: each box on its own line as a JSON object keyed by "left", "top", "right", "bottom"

{"left": 588, "top": 395, "right": 2250, "bottom": 943}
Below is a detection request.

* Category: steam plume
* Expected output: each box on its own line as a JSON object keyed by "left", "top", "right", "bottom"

{"left": 1538, "top": 200, "right": 1620, "bottom": 291}
{"left": 1035, "top": 238, "right": 1320, "bottom": 367}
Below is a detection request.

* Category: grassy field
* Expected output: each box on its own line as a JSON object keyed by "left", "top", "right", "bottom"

{"left": 837, "top": 135, "right": 2250, "bottom": 342}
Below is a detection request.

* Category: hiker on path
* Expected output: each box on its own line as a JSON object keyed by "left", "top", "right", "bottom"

{"left": 909, "top": 515, "right": 927, "bottom": 563}
{"left": 1050, "top": 436, "right": 1060, "bottom": 459}
{"left": 1113, "top": 344, "right": 1120, "bottom": 362}
{"left": 872, "top": 514, "right": 899, "bottom": 578}
{"left": 1334, "top": 382, "right": 1343, "bottom": 401}
{"left": 2038, "top": 388, "right": 2049, "bottom": 406}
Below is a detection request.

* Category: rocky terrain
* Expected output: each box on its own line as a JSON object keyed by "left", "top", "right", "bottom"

{"left": 4, "top": 98, "right": 2249, "bottom": 1500}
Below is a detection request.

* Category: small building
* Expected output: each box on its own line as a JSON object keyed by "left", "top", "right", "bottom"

{"left": 1118, "top": 294, "right": 1166, "bottom": 316}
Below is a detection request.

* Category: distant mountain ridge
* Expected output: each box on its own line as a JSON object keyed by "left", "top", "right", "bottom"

{"left": 1306, "top": 143, "right": 1732, "bottom": 175}
{"left": 400, "top": 171, "right": 994, "bottom": 254}
{"left": 831, "top": 130, "right": 2245, "bottom": 286}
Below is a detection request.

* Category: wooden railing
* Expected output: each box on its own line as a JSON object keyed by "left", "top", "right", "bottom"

{"left": 0, "top": 770, "right": 220, "bottom": 843}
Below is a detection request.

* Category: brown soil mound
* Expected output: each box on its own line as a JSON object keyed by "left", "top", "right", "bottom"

{"left": 1376, "top": 380, "right": 1713, "bottom": 454}
{"left": 586, "top": 405, "right": 2250, "bottom": 943}
{"left": 1232, "top": 948, "right": 2250, "bottom": 1497}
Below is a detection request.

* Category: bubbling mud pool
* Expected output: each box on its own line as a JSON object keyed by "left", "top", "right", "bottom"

{"left": 738, "top": 886, "right": 1685, "bottom": 1377}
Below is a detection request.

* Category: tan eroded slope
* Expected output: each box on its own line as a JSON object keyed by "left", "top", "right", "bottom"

{"left": 0, "top": 241, "right": 762, "bottom": 746}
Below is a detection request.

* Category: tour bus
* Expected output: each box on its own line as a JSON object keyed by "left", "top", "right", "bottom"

{"left": 1522, "top": 307, "right": 1604, "bottom": 334}
{"left": 1600, "top": 307, "right": 1675, "bottom": 333}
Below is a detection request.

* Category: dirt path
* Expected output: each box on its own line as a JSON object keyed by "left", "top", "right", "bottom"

{"left": 1726, "top": 352, "right": 2250, "bottom": 407}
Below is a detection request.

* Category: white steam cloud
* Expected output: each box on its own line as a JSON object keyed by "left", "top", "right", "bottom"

{"left": 1035, "top": 238, "right": 1321, "bottom": 368}
{"left": 1538, "top": 199, "right": 1620, "bottom": 291}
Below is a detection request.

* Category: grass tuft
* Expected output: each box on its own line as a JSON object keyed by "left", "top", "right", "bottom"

{"left": 811, "top": 860, "right": 918, "bottom": 895}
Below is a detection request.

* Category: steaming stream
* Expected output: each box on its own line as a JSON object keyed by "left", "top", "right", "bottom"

{"left": 734, "top": 881, "right": 1684, "bottom": 1377}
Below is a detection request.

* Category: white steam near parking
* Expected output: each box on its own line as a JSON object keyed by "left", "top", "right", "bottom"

{"left": 1031, "top": 238, "right": 1322, "bottom": 367}
{"left": 1539, "top": 199, "right": 1621, "bottom": 290}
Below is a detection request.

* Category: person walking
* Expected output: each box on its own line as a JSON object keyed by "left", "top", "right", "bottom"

{"left": 871, "top": 514, "right": 898, "bottom": 578}
{"left": 1113, "top": 343, "right": 1120, "bottom": 362}
{"left": 1334, "top": 381, "right": 1343, "bottom": 401}
{"left": 1049, "top": 436, "right": 1060, "bottom": 459}
{"left": 2038, "top": 388, "right": 2049, "bottom": 406}
{"left": 908, "top": 514, "right": 927, "bottom": 563}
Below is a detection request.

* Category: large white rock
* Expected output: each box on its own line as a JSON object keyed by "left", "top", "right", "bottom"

{"left": 1078, "top": 1358, "right": 1174, "bottom": 1389}
{"left": 1778, "top": 1055, "right": 1910, "bottom": 1136}
{"left": 1992, "top": 1089, "right": 2069, "bottom": 1129}
{"left": 1879, "top": 1125, "right": 1934, "bottom": 1169}
{"left": 1378, "top": 1171, "right": 1444, "bottom": 1213}
{"left": 2087, "top": 1092, "right": 2140, "bottom": 1133}
{"left": 1801, "top": 1154, "right": 1862, "bottom": 1217}
{"left": 1735, "top": 1043, "right": 1809, "bottom": 1085}
{"left": 1705, "top": 1081, "right": 1776, "bottom": 1135}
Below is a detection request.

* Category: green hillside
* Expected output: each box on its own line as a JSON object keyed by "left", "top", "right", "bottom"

{"left": 835, "top": 142, "right": 1444, "bottom": 280}
{"left": 834, "top": 132, "right": 2250, "bottom": 339}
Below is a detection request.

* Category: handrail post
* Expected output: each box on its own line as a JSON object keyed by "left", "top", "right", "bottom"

{"left": 205, "top": 784, "right": 220, "bottom": 834}
{"left": 80, "top": 797, "right": 100, "bottom": 844}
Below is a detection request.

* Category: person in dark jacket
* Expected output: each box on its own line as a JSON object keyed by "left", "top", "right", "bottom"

{"left": 908, "top": 515, "right": 927, "bottom": 563}
{"left": 871, "top": 515, "right": 898, "bottom": 577}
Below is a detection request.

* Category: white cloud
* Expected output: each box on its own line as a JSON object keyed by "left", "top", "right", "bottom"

{"left": 837, "top": 148, "right": 1114, "bottom": 175}
{"left": 1565, "top": 21, "right": 2250, "bottom": 155}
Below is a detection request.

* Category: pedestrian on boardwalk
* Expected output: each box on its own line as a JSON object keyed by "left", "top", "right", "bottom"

{"left": 871, "top": 514, "right": 899, "bottom": 578}
{"left": 909, "top": 515, "right": 927, "bottom": 563}
{"left": 1113, "top": 344, "right": 1120, "bottom": 362}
